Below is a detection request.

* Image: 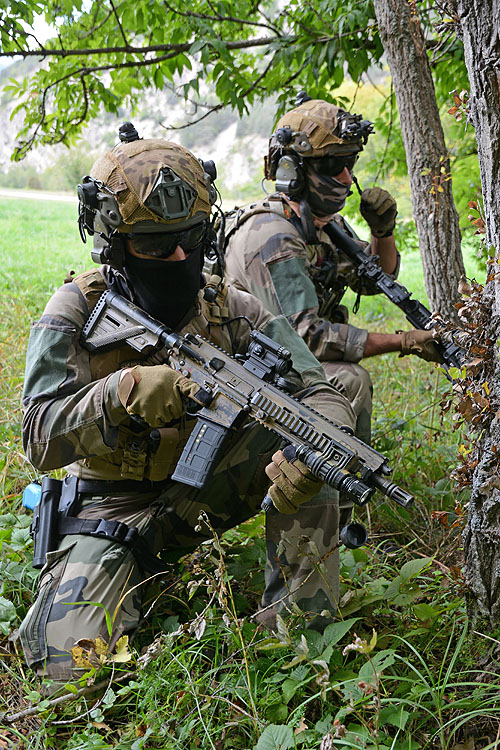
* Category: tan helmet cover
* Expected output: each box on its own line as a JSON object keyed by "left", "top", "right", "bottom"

{"left": 275, "top": 99, "right": 361, "bottom": 157}
{"left": 91, "top": 139, "right": 211, "bottom": 231}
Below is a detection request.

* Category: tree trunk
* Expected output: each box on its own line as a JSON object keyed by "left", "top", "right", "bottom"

{"left": 452, "top": 0, "right": 500, "bottom": 623}
{"left": 373, "top": 0, "right": 465, "bottom": 322}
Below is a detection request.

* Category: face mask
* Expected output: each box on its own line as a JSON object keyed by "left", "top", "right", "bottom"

{"left": 124, "top": 246, "right": 204, "bottom": 330}
{"left": 304, "top": 162, "right": 351, "bottom": 218}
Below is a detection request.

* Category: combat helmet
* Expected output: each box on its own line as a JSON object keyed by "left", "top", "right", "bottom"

{"left": 265, "top": 92, "right": 373, "bottom": 197}
{"left": 78, "top": 122, "right": 218, "bottom": 267}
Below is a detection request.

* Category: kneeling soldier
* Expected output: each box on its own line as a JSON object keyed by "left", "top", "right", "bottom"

{"left": 20, "top": 125, "right": 357, "bottom": 683}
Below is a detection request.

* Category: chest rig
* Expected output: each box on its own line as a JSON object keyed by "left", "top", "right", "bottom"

{"left": 71, "top": 268, "right": 232, "bottom": 483}
{"left": 224, "top": 195, "right": 352, "bottom": 324}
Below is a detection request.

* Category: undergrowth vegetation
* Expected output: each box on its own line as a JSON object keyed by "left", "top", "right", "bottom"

{"left": 1, "top": 198, "right": 498, "bottom": 749}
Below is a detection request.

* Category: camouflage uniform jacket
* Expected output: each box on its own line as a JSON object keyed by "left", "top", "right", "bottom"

{"left": 224, "top": 194, "right": 400, "bottom": 364}
{"left": 22, "top": 265, "right": 354, "bottom": 482}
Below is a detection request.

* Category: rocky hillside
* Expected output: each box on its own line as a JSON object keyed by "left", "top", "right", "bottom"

{"left": 0, "top": 59, "right": 276, "bottom": 203}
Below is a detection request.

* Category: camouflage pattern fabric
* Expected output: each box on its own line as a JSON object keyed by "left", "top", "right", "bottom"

{"left": 91, "top": 139, "right": 211, "bottom": 231}
{"left": 224, "top": 194, "right": 401, "bottom": 364}
{"left": 20, "top": 266, "right": 356, "bottom": 681}
{"left": 322, "top": 361, "right": 373, "bottom": 445}
{"left": 273, "top": 99, "right": 361, "bottom": 158}
{"left": 223, "top": 194, "right": 400, "bottom": 440}
{"left": 304, "top": 164, "right": 350, "bottom": 217}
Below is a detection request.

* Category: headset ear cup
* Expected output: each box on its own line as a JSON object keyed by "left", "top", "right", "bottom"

{"left": 90, "top": 232, "right": 126, "bottom": 269}
{"left": 274, "top": 155, "right": 305, "bottom": 197}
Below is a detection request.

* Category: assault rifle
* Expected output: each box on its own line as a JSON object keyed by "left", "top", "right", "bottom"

{"left": 324, "top": 220, "right": 466, "bottom": 370}
{"left": 82, "top": 290, "right": 413, "bottom": 511}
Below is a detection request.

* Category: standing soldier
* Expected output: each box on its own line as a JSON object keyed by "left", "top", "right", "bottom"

{"left": 19, "top": 127, "right": 360, "bottom": 685}
{"left": 224, "top": 95, "right": 442, "bottom": 445}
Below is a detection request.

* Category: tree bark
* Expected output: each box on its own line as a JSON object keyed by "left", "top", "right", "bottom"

{"left": 373, "top": 0, "right": 465, "bottom": 322}
{"left": 451, "top": 0, "right": 500, "bottom": 623}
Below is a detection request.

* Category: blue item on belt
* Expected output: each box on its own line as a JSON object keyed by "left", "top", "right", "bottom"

{"left": 22, "top": 482, "right": 42, "bottom": 511}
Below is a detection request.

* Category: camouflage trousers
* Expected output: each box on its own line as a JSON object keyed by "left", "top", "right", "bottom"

{"left": 19, "top": 423, "right": 351, "bottom": 682}
{"left": 322, "top": 361, "right": 373, "bottom": 444}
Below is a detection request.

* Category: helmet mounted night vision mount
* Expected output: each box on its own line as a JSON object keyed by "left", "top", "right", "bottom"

{"left": 338, "top": 112, "right": 374, "bottom": 145}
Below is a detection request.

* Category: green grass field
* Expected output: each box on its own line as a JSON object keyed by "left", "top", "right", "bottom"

{"left": 0, "top": 197, "right": 496, "bottom": 750}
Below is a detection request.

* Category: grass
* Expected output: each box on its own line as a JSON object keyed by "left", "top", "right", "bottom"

{"left": 1, "top": 196, "right": 498, "bottom": 749}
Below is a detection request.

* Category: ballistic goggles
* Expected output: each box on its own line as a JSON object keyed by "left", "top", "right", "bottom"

{"left": 129, "top": 221, "right": 208, "bottom": 258}
{"left": 308, "top": 153, "right": 359, "bottom": 177}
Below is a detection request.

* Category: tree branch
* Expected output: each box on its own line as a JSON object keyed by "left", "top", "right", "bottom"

{"left": 162, "top": 0, "right": 281, "bottom": 34}
{"left": 75, "top": 3, "right": 114, "bottom": 41}
{"left": 0, "top": 669, "right": 136, "bottom": 724}
{"left": 162, "top": 51, "right": 278, "bottom": 131}
{"left": 0, "top": 34, "right": 287, "bottom": 58}
{"left": 109, "top": 0, "right": 131, "bottom": 49}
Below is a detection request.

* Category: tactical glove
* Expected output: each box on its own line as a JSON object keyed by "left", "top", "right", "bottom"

{"left": 265, "top": 445, "right": 323, "bottom": 514}
{"left": 360, "top": 187, "right": 398, "bottom": 238}
{"left": 118, "top": 364, "right": 203, "bottom": 427}
{"left": 400, "top": 329, "right": 444, "bottom": 363}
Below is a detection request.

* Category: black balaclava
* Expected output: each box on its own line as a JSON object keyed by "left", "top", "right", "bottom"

{"left": 124, "top": 245, "right": 204, "bottom": 330}
{"left": 304, "top": 161, "right": 351, "bottom": 218}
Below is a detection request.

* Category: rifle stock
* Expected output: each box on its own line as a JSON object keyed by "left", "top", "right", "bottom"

{"left": 324, "top": 220, "right": 466, "bottom": 370}
{"left": 82, "top": 290, "right": 414, "bottom": 510}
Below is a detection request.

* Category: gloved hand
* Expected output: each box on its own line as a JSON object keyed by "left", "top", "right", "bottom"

{"left": 118, "top": 364, "right": 203, "bottom": 427}
{"left": 264, "top": 445, "right": 323, "bottom": 514}
{"left": 400, "top": 329, "right": 444, "bottom": 363}
{"left": 360, "top": 187, "right": 398, "bottom": 238}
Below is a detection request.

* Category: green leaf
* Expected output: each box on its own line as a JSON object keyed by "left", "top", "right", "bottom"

{"left": 413, "top": 603, "right": 441, "bottom": 621}
{"left": 379, "top": 705, "right": 410, "bottom": 729}
{"left": 282, "top": 678, "right": 299, "bottom": 704}
{"left": 63, "top": 682, "right": 79, "bottom": 694}
{"left": 10, "top": 526, "right": 32, "bottom": 551}
{"left": 25, "top": 690, "right": 41, "bottom": 702}
{"left": 153, "top": 67, "right": 163, "bottom": 89}
{"left": 359, "top": 649, "right": 396, "bottom": 681}
{"left": 322, "top": 617, "right": 360, "bottom": 648}
{"left": 254, "top": 724, "right": 295, "bottom": 750}
{"left": 0, "top": 595, "right": 16, "bottom": 634}
{"left": 400, "top": 557, "right": 432, "bottom": 582}
{"left": 101, "top": 688, "right": 117, "bottom": 708}
{"left": 189, "top": 39, "right": 206, "bottom": 55}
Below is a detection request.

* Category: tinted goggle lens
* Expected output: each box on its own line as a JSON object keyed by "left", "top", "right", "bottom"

{"left": 309, "top": 153, "right": 358, "bottom": 176}
{"left": 130, "top": 222, "right": 207, "bottom": 258}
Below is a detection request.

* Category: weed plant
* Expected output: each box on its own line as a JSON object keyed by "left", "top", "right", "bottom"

{"left": 1, "top": 198, "right": 499, "bottom": 749}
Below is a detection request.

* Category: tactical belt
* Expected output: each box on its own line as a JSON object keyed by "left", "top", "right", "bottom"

{"left": 76, "top": 478, "right": 171, "bottom": 495}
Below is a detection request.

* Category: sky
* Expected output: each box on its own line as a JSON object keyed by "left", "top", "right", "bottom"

{"left": 0, "top": 14, "right": 55, "bottom": 68}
